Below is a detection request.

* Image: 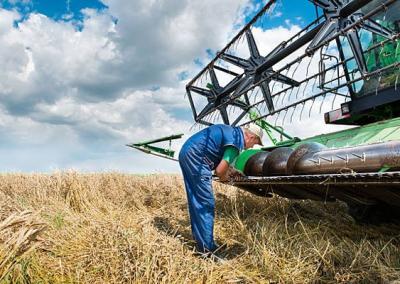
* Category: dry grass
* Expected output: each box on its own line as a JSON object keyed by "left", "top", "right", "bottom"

{"left": 0, "top": 172, "right": 399, "bottom": 283}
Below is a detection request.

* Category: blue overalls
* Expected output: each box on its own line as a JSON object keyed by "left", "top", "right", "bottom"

{"left": 178, "top": 124, "right": 244, "bottom": 252}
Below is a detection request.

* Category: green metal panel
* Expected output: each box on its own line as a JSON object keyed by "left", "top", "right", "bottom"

{"left": 127, "top": 133, "right": 184, "bottom": 161}
{"left": 298, "top": 117, "right": 400, "bottom": 148}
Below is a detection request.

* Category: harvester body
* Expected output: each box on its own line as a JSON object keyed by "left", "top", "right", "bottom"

{"left": 130, "top": 0, "right": 400, "bottom": 222}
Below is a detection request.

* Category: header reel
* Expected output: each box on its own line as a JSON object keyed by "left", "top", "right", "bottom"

{"left": 186, "top": 0, "right": 400, "bottom": 129}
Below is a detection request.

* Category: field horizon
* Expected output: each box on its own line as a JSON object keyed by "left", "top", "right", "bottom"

{"left": 0, "top": 172, "right": 399, "bottom": 283}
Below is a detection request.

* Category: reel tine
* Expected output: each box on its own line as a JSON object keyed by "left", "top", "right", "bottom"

{"left": 282, "top": 109, "right": 289, "bottom": 126}
{"left": 216, "top": 109, "right": 222, "bottom": 123}
{"left": 309, "top": 97, "right": 316, "bottom": 118}
{"left": 299, "top": 102, "right": 306, "bottom": 121}
{"left": 295, "top": 84, "right": 302, "bottom": 100}
{"left": 330, "top": 66, "right": 337, "bottom": 83}
{"left": 214, "top": 110, "right": 220, "bottom": 123}
{"left": 290, "top": 105, "right": 297, "bottom": 124}
{"left": 274, "top": 111, "right": 281, "bottom": 126}
{"left": 291, "top": 60, "right": 301, "bottom": 80}
{"left": 232, "top": 105, "right": 236, "bottom": 116}
{"left": 312, "top": 76, "right": 318, "bottom": 92}
{"left": 272, "top": 94, "right": 277, "bottom": 108}
{"left": 239, "top": 32, "right": 245, "bottom": 45}
{"left": 259, "top": 100, "right": 265, "bottom": 114}
{"left": 256, "top": 88, "right": 261, "bottom": 104}
{"left": 232, "top": 38, "right": 238, "bottom": 54}
{"left": 262, "top": 101, "right": 268, "bottom": 114}
{"left": 192, "top": 122, "right": 201, "bottom": 132}
{"left": 247, "top": 89, "right": 252, "bottom": 104}
{"left": 302, "top": 79, "right": 310, "bottom": 99}
{"left": 251, "top": 88, "right": 257, "bottom": 104}
{"left": 331, "top": 93, "right": 337, "bottom": 110}
{"left": 209, "top": 112, "right": 215, "bottom": 124}
{"left": 287, "top": 86, "right": 295, "bottom": 102}
{"left": 272, "top": 93, "right": 279, "bottom": 110}
{"left": 395, "top": 73, "right": 399, "bottom": 91}
{"left": 304, "top": 78, "right": 312, "bottom": 95}
{"left": 280, "top": 90, "right": 287, "bottom": 106}
{"left": 213, "top": 111, "right": 220, "bottom": 124}
{"left": 271, "top": 79, "right": 277, "bottom": 94}
{"left": 305, "top": 54, "right": 313, "bottom": 78}
{"left": 205, "top": 113, "right": 211, "bottom": 124}
{"left": 319, "top": 95, "right": 326, "bottom": 114}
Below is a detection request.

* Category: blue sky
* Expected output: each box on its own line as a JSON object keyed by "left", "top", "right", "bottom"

{"left": 1, "top": 0, "right": 318, "bottom": 30}
{"left": 1, "top": 0, "right": 107, "bottom": 19}
{"left": 248, "top": 0, "right": 318, "bottom": 27}
{"left": 0, "top": 0, "right": 334, "bottom": 173}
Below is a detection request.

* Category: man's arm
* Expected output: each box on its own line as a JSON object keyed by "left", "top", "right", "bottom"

{"left": 215, "top": 146, "right": 242, "bottom": 181}
{"left": 215, "top": 159, "right": 230, "bottom": 179}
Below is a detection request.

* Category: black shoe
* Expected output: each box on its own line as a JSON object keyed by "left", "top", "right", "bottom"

{"left": 194, "top": 249, "right": 227, "bottom": 263}
{"left": 212, "top": 242, "right": 227, "bottom": 253}
{"left": 208, "top": 251, "right": 227, "bottom": 263}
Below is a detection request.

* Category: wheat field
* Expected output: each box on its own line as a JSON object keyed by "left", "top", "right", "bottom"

{"left": 0, "top": 172, "right": 399, "bottom": 283}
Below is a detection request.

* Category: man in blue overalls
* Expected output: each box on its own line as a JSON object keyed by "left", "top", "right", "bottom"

{"left": 178, "top": 124, "right": 263, "bottom": 254}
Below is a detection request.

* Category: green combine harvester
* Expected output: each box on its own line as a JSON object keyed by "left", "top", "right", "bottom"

{"left": 130, "top": 0, "right": 400, "bottom": 223}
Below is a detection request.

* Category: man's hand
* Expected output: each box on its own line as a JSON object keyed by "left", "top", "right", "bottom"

{"left": 226, "top": 167, "right": 245, "bottom": 181}
{"left": 217, "top": 165, "right": 244, "bottom": 182}
{"left": 215, "top": 159, "right": 245, "bottom": 182}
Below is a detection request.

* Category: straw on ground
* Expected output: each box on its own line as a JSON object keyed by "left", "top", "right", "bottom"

{"left": 0, "top": 172, "right": 399, "bottom": 283}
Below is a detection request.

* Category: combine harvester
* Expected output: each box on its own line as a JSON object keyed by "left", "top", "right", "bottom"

{"left": 129, "top": 0, "right": 400, "bottom": 223}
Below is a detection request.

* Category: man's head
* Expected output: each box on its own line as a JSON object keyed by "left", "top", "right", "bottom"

{"left": 242, "top": 124, "right": 263, "bottom": 149}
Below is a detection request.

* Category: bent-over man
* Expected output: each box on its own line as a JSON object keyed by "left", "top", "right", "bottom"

{"left": 178, "top": 123, "right": 263, "bottom": 253}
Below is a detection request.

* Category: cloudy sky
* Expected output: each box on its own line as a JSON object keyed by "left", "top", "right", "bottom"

{"left": 0, "top": 0, "right": 345, "bottom": 173}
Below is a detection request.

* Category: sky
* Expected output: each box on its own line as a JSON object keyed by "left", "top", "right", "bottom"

{"left": 0, "top": 0, "right": 340, "bottom": 173}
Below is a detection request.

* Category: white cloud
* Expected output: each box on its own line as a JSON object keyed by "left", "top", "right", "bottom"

{"left": 0, "top": 8, "right": 121, "bottom": 116}
{"left": 0, "top": 1, "right": 259, "bottom": 172}
{"left": 0, "top": 0, "right": 353, "bottom": 172}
